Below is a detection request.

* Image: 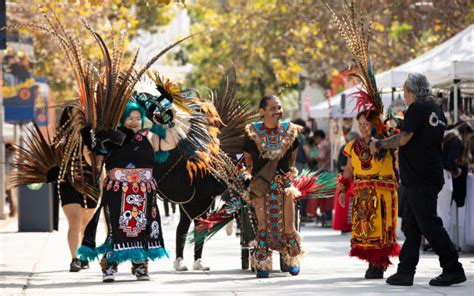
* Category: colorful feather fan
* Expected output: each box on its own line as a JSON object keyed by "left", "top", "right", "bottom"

{"left": 187, "top": 190, "right": 242, "bottom": 245}
{"left": 8, "top": 123, "right": 59, "bottom": 188}
{"left": 187, "top": 169, "right": 337, "bottom": 245}
{"left": 289, "top": 169, "right": 338, "bottom": 201}
{"left": 326, "top": 1, "right": 383, "bottom": 116}
{"left": 8, "top": 122, "right": 99, "bottom": 201}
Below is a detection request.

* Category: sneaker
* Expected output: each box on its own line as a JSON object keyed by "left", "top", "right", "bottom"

{"left": 80, "top": 259, "right": 90, "bottom": 269}
{"left": 134, "top": 266, "right": 150, "bottom": 281}
{"left": 288, "top": 266, "right": 300, "bottom": 276}
{"left": 256, "top": 269, "right": 269, "bottom": 278}
{"left": 173, "top": 257, "right": 188, "bottom": 271}
{"left": 102, "top": 267, "right": 115, "bottom": 283}
{"left": 193, "top": 259, "right": 210, "bottom": 271}
{"left": 429, "top": 270, "right": 466, "bottom": 286}
{"left": 386, "top": 273, "right": 414, "bottom": 286}
{"left": 365, "top": 264, "right": 384, "bottom": 279}
{"left": 69, "top": 258, "right": 82, "bottom": 272}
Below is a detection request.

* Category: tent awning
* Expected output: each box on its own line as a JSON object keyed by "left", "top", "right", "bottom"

{"left": 310, "top": 24, "right": 474, "bottom": 118}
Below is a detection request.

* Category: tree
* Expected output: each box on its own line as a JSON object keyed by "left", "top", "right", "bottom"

{"left": 6, "top": 0, "right": 180, "bottom": 100}
{"left": 181, "top": 0, "right": 473, "bottom": 105}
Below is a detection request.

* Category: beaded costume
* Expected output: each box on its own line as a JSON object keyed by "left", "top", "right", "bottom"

{"left": 343, "top": 139, "right": 399, "bottom": 267}
{"left": 327, "top": 1, "right": 400, "bottom": 268}
{"left": 243, "top": 121, "right": 303, "bottom": 272}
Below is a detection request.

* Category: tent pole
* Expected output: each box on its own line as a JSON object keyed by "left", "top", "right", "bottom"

{"left": 453, "top": 79, "right": 460, "bottom": 123}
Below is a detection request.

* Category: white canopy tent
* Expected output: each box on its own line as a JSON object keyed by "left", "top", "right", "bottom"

{"left": 310, "top": 24, "right": 474, "bottom": 119}
{"left": 309, "top": 85, "right": 403, "bottom": 119}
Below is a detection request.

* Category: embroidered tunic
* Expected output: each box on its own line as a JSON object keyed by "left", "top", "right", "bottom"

{"left": 243, "top": 121, "right": 301, "bottom": 255}
{"left": 344, "top": 138, "right": 400, "bottom": 267}
{"left": 82, "top": 129, "right": 166, "bottom": 263}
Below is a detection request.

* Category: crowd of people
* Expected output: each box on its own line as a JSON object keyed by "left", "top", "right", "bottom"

{"left": 5, "top": 4, "right": 472, "bottom": 290}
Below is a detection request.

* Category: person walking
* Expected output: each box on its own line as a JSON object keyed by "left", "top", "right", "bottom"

{"left": 371, "top": 73, "right": 466, "bottom": 286}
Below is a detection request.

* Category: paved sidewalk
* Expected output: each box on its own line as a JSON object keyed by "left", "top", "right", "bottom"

{"left": 0, "top": 210, "right": 472, "bottom": 295}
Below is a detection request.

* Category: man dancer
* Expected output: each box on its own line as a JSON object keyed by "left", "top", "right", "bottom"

{"left": 243, "top": 95, "right": 303, "bottom": 278}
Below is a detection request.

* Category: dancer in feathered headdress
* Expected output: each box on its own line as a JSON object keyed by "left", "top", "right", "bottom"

{"left": 129, "top": 66, "right": 254, "bottom": 271}
{"left": 7, "top": 7, "right": 193, "bottom": 282}
{"left": 326, "top": 1, "right": 400, "bottom": 279}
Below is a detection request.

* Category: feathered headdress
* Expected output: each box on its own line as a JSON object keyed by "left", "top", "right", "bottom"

{"left": 133, "top": 71, "right": 226, "bottom": 182}
{"left": 326, "top": 1, "right": 386, "bottom": 136}
{"left": 8, "top": 7, "right": 193, "bottom": 194}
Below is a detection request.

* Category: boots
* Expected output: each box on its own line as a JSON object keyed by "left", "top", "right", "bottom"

{"left": 131, "top": 261, "right": 150, "bottom": 281}
{"left": 253, "top": 230, "right": 271, "bottom": 278}
{"left": 284, "top": 232, "right": 302, "bottom": 276}
{"left": 100, "top": 254, "right": 118, "bottom": 273}
{"left": 365, "top": 263, "right": 385, "bottom": 279}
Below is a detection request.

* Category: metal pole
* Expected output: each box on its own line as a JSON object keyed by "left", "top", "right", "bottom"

{"left": 453, "top": 79, "right": 460, "bottom": 123}
{"left": 453, "top": 78, "right": 461, "bottom": 250}
{"left": 0, "top": 51, "right": 5, "bottom": 219}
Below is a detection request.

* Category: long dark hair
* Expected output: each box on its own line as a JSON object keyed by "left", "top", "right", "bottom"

{"left": 443, "top": 121, "right": 473, "bottom": 165}
{"left": 446, "top": 121, "right": 473, "bottom": 134}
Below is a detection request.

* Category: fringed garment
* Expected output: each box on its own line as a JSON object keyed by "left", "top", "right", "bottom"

{"left": 78, "top": 130, "right": 167, "bottom": 264}
{"left": 244, "top": 121, "right": 303, "bottom": 270}
{"left": 344, "top": 139, "right": 400, "bottom": 267}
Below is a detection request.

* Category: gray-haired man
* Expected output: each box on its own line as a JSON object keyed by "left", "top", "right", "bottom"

{"left": 370, "top": 73, "right": 466, "bottom": 287}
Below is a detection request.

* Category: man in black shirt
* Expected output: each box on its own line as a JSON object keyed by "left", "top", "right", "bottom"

{"left": 370, "top": 73, "right": 466, "bottom": 287}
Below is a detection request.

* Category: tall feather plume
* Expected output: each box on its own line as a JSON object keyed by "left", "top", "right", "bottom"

{"left": 23, "top": 8, "right": 101, "bottom": 182}
{"left": 326, "top": 1, "right": 383, "bottom": 115}
{"left": 209, "top": 65, "right": 257, "bottom": 154}
{"left": 81, "top": 18, "right": 194, "bottom": 130}
{"left": 8, "top": 8, "right": 195, "bottom": 199}
{"left": 39, "top": 8, "right": 97, "bottom": 125}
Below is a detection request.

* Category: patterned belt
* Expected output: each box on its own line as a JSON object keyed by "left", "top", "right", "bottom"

{"left": 354, "top": 174, "right": 395, "bottom": 182}
{"left": 107, "top": 168, "right": 153, "bottom": 183}
{"left": 354, "top": 174, "right": 397, "bottom": 189}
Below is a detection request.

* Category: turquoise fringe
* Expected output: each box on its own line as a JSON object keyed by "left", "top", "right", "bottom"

{"left": 96, "top": 241, "right": 114, "bottom": 255}
{"left": 107, "top": 248, "right": 148, "bottom": 264}
{"left": 147, "top": 247, "right": 169, "bottom": 261}
{"left": 154, "top": 150, "right": 170, "bottom": 163}
{"left": 150, "top": 124, "right": 167, "bottom": 139}
{"left": 76, "top": 245, "right": 98, "bottom": 261}
{"left": 76, "top": 241, "right": 113, "bottom": 261}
